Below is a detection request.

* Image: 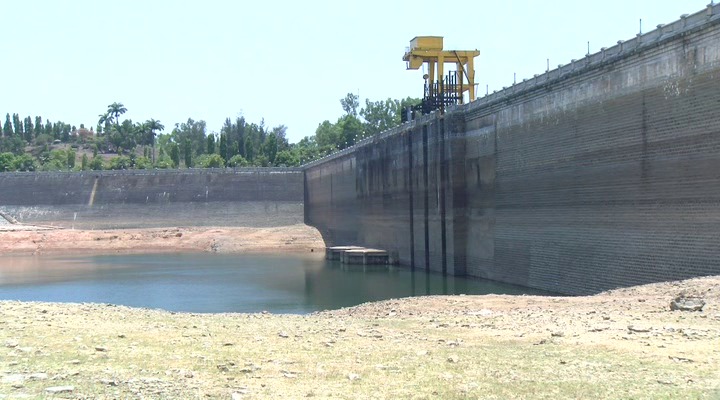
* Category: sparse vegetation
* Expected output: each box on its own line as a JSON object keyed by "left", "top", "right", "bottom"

{"left": 0, "top": 275, "right": 718, "bottom": 399}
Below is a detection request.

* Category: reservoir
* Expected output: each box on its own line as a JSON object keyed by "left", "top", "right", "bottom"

{"left": 0, "top": 253, "right": 552, "bottom": 314}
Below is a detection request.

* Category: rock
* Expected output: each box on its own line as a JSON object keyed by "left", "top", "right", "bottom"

{"left": 4, "top": 340, "right": 19, "bottom": 348}
{"left": 95, "top": 346, "right": 108, "bottom": 352}
{"left": 45, "top": 386, "right": 74, "bottom": 394}
{"left": 347, "top": 373, "right": 361, "bottom": 381}
{"left": 551, "top": 331, "right": 564, "bottom": 337}
{"left": 2, "top": 374, "right": 25, "bottom": 384}
{"left": 668, "top": 356, "right": 694, "bottom": 363}
{"left": 628, "top": 325, "right": 650, "bottom": 333}
{"left": 100, "top": 378, "right": 117, "bottom": 386}
{"left": 670, "top": 296, "right": 705, "bottom": 312}
{"left": 27, "top": 373, "right": 48, "bottom": 380}
{"left": 278, "top": 331, "right": 289, "bottom": 338}
{"left": 447, "top": 355, "right": 460, "bottom": 363}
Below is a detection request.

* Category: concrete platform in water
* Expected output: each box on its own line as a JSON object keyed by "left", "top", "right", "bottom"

{"left": 325, "top": 246, "right": 389, "bottom": 265}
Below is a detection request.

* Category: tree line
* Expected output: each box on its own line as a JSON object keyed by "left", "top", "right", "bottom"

{"left": 0, "top": 95, "right": 419, "bottom": 172}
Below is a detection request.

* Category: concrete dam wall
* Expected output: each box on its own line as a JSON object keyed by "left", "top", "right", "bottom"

{"left": 0, "top": 169, "right": 304, "bottom": 229}
{"left": 304, "top": 5, "right": 720, "bottom": 295}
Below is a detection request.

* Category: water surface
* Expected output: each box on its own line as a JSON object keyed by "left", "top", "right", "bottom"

{"left": 0, "top": 253, "right": 552, "bottom": 314}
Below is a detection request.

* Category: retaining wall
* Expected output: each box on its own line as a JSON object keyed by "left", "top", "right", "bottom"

{"left": 0, "top": 169, "right": 304, "bottom": 229}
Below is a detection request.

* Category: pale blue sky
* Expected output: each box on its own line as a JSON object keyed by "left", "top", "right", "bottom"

{"left": 0, "top": 1, "right": 707, "bottom": 143}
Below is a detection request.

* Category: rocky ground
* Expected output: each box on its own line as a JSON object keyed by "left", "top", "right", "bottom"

{"left": 0, "top": 276, "right": 718, "bottom": 399}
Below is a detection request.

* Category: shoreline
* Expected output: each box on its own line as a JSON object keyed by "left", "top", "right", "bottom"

{"left": 0, "top": 224, "right": 325, "bottom": 256}
{"left": 0, "top": 276, "right": 718, "bottom": 398}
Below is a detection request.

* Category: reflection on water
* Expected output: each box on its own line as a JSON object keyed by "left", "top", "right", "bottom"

{"left": 0, "top": 254, "right": 554, "bottom": 314}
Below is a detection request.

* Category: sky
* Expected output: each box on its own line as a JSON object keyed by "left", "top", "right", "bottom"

{"left": 0, "top": 1, "right": 709, "bottom": 143}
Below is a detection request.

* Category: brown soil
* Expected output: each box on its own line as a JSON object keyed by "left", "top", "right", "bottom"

{"left": 0, "top": 224, "right": 325, "bottom": 256}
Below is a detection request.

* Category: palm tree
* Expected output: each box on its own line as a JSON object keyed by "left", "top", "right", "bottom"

{"left": 107, "top": 102, "right": 127, "bottom": 126}
{"left": 98, "top": 113, "right": 111, "bottom": 134}
{"left": 145, "top": 118, "right": 164, "bottom": 164}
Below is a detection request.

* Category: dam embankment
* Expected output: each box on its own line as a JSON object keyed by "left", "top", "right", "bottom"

{"left": 0, "top": 169, "right": 303, "bottom": 229}
{"left": 304, "top": 4, "right": 720, "bottom": 295}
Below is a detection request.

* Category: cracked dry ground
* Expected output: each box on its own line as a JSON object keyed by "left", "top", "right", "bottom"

{"left": 0, "top": 276, "right": 719, "bottom": 399}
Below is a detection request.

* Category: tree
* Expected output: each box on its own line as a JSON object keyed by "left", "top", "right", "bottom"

{"left": 23, "top": 116, "right": 33, "bottom": 142}
{"left": 183, "top": 140, "right": 192, "bottom": 167}
{"left": 145, "top": 118, "right": 164, "bottom": 163}
{"left": 169, "top": 143, "right": 180, "bottom": 168}
{"left": 360, "top": 98, "right": 396, "bottom": 137}
{"left": 274, "top": 150, "right": 299, "bottom": 167}
{"left": 219, "top": 133, "right": 228, "bottom": 161}
{"left": 12, "top": 114, "right": 23, "bottom": 139}
{"left": 98, "top": 113, "right": 111, "bottom": 132}
{"left": 315, "top": 120, "right": 341, "bottom": 149}
{"left": 172, "top": 118, "right": 206, "bottom": 158}
{"left": 206, "top": 134, "right": 216, "bottom": 154}
{"left": 337, "top": 115, "right": 363, "bottom": 149}
{"left": 67, "top": 149, "right": 76, "bottom": 169}
{"left": 244, "top": 137, "right": 254, "bottom": 161}
{"left": 81, "top": 154, "right": 89, "bottom": 170}
{"left": 2, "top": 114, "right": 12, "bottom": 137}
{"left": 34, "top": 116, "right": 43, "bottom": 136}
{"left": 340, "top": 93, "right": 360, "bottom": 116}
{"left": 263, "top": 133, "right": 278, "bottom": 165}
{"left": 107, "top": 102, "right": 127, "bottom": 125}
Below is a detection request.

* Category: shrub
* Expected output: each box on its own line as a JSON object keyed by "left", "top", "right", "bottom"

{"left": 226, "top": 155, "right": 249, "bottom": 168}
{"left": 108, "top": 156, "right": 132, "bottom": 170}
{"left": 0, "top": 152, "right": 15, "bottom": 172}
{"left": 195, "top": 154, "right": 225, "bottom": 168}
{"left": 89, "top": 156, "right": 104, "bottom": 170}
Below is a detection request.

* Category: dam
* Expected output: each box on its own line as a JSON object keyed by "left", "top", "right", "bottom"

{"left": 304, "top": 4, "right": 720, "bottom": 295}
{"left": 2, "top": 5, "right": 720, "bottom": 296}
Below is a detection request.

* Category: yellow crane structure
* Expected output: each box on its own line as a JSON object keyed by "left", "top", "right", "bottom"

{"left": 403, "top": 36, "right": 480, "bottom": 111}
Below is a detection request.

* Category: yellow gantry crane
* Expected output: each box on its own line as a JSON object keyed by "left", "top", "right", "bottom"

{"left": 403, "top": 36, "right": 480, "bottom": 110}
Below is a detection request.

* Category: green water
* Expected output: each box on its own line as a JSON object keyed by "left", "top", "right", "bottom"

{"left": 0, "top": 253, "right": 553, "bottom": 314}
